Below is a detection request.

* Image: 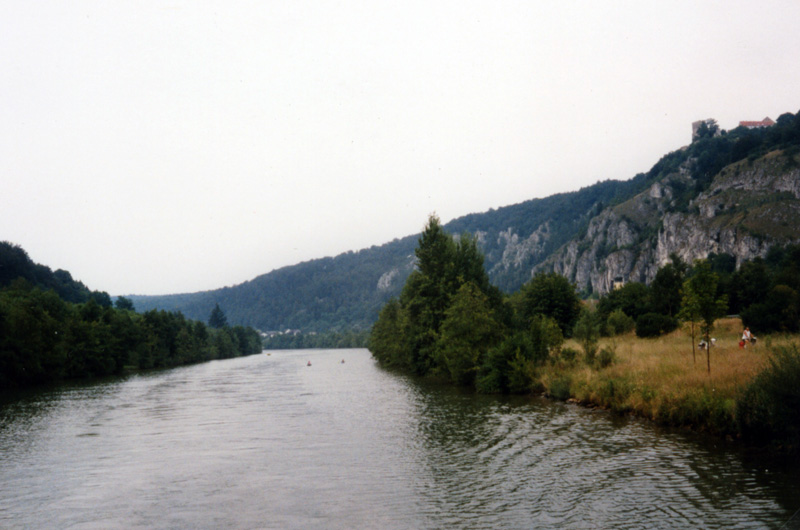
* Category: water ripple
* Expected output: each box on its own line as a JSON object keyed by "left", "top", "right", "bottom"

{"left": 1, "top": 349, "right": 798, "bottom": 529}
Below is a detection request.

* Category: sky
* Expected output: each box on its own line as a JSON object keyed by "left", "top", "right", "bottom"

{"left": 2, "top": 1, "right": 799, "bottom": 296}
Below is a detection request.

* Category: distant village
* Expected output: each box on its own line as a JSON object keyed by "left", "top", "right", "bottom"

{"left": 261, "top": 328, "right": 306, "bottom": 339}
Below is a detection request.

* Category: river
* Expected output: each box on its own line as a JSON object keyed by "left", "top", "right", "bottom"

{"left": 1, "top": 348, "right": 798, "bottom": 529}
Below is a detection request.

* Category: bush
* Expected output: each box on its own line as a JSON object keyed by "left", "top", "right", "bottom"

{"left": 559, "top": 346, "right": 579, "bottom": 364}
{"left": 549, "top": 375, "right": 572, "bottom": 401}
{"left": 573, "top": 309, "right": 601, "bottom": 363}
{"left": 607, "top": 309, "right": 635, "bottom": 336}
{"left": 507, "top": 353, "right": 536, "bottom": 394}
{"left": 597, "top": 345, "right": 616, "bottom": 368}
{"left": 477, "top": 332, "right": 533, "bottom": 394}
{"left": 583, "top": 342, "right": 598, "bottom": 366}
{"left": 635, "top": 312, "right": 679, "bottom": 338}
{"left": 529, "top": 314, "right": 564, "bottom": 364}
{"left": 737, "top": 343, "right": 800, "bottom": 448}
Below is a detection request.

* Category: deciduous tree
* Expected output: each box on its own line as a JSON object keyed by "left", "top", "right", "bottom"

{"left": 519, "top": 272, "right": 581, "bottom": 335}
{"left": 681, "top": 260, "right": 728, "bottom": 374}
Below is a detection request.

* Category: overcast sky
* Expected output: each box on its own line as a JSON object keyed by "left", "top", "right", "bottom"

{"left": 2, "top": 1, "right": 799, "bottom": 296}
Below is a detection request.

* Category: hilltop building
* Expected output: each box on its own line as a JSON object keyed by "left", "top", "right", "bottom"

{"left": 692, "top": 116, "right": 776, "bottom": 142}
{"left": 739, "top": 117, "right": 775, "bottom": 129}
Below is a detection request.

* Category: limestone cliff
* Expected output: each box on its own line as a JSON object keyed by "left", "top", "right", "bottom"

{"left": 534, "top": 151, "right": 800, "bottom": 295}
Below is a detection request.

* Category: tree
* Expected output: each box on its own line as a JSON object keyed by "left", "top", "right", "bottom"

{"left": 573, "top": 309, "right": 601, "bottom": 363}
{"left": 399, "top": 215, "right": 458, "bottom": 375}
{"left": 394, "top": 214, "right": 500, "bottom": 376}
{"left": 729, "top": 259, "right": 771, "bottom": 314}
{"left": 678, "top": 281, "right": 701, "bottom": 366}
{"left": 368, "top": 298, "right": 410, "bottom": 370}
{"left": 528, "top": 314, "right": 564, "bottom": 364}
{"left": 741, "top": 284, "right": 800, "bottom": 333}
{"left": 115, "top": 296, "right": 135, "bottom": 311}
{"left": 519, "top": 272, "right": 581, "bottom": 335}
{"left": 681, "top": 260, "right": 728, "bottom": 374}
{"left": 436, "top": 282, "right": 501, "bottom": 386}
{"left": 597, "top": 281, "right": 652, "bottom": 324}
{"left": 478, "top": 333, "right": 529, "bottom": 394}
{"left": 606, "top": 309, "right": 635, "bottom": 336}
{"left": 90, "top": 291, "right": 113, "bottom": 308}
{"left": 693, "top": 119, "right": 720, "bottom": 141}
{"left": 649, "top": 255, "right": 687, "bottom": 317}
{"left": 635, "top": 312, "right": 678, "bottom": 338}
{"left": 208, "top": 303, "right": 228, "bottom": 329}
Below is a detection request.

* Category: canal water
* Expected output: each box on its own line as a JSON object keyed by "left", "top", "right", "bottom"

{"left": 1, "top": 348, "right": 798, "bottom": 529}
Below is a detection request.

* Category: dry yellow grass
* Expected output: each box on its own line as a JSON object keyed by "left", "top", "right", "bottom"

{"left": 538, "top": 317, "right": 794, "bottom": 433}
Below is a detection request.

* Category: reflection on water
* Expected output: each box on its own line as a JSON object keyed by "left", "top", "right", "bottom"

{"left": 1, "top": 349, "right": 798, "bottom": 529}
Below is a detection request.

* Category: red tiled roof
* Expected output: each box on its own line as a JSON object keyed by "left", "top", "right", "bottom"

{"left": 739, "top": 117, "right": 775, "bottom": 128}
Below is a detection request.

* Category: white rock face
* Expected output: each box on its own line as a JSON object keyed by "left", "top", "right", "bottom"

{"left": 535, "top": 153, "right": 800, "bottom": 295}
{"left": 493, "top": 224, "right": 550, "bottom": 272}
{"left": 377, "top": 269, "right": 399, "bottom": 291}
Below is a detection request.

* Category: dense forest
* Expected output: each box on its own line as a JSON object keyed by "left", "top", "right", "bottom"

{"left": 0, "top": 243, "right": 263, "bottom": 390}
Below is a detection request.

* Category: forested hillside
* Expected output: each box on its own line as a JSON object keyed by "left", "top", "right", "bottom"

{"left": 130, "top": 109, "right": 800, "bottom": 333}
{"left": 128, "top": 177, "right": 652, "bottom": 332}
{"left": 130, "top": 235, "right": 419, "bottom": 332}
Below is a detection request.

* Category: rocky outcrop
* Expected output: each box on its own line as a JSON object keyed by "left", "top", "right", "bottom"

{"left": 490, "top": 223, "right": 550, "bottom": 274}
{"left": 535, "top": 151, "right": 800, "bottom": 295}
{"left": 377, "top": 268, "right": 400, "bottom": 291}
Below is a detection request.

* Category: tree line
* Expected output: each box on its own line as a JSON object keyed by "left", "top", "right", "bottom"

{"left": 369, "top": 215, "right": 800, "bottom": 392}
{"left": 0, "top": 275, "right": 262, "bottom": 392}
{"left": 598, "top": 245, "right": 800, "bottom": 337}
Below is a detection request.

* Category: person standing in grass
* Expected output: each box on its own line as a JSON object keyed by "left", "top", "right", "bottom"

{"left": 742, "top": 327, "right": 752, "bottom": 347}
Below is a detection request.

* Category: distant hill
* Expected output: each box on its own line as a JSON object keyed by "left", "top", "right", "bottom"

{"left": 129, "top": 109, "right": 800, "bottom": 332}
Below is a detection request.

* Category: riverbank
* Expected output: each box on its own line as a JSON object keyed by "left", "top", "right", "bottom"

{"left": 536, "top": 318, "right": 796, "bottom": 440}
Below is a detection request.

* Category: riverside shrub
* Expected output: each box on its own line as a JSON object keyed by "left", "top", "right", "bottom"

{"left": 737, "top": 343, "right": 800, "bottom": 447}
{"left": 559, "top": 346, "right": 579, "bottom": 364}
{"left": 597, "top": 345, "right": 616, "bottom": 368}
{"left": 606, "top": 309, "right": 635, "bottom": 336}
{"left": 549, "top": 375, "right": 572, "bottom": 401}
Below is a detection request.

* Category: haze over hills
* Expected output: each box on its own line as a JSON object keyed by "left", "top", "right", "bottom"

{"left": 128, "top": 111, "right": 800, "bottom": 333}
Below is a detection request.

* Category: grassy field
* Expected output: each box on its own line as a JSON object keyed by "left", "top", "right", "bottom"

{"left": 537, "top": 318, "right": 797, "bottom": 436}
